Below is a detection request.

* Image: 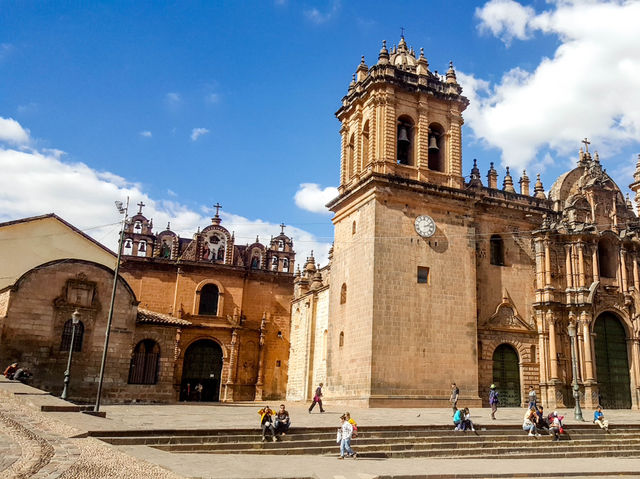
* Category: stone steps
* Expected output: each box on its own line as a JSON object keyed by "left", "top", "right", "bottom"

{"left": 92, "top": 425, "right": 640, "bottom": 459}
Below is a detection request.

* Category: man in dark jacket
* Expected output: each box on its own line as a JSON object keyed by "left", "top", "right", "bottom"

{"left": 308, "top": 383, "right": 325, "bottom": 413}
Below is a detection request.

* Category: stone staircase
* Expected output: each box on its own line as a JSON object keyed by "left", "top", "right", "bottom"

{"left": 91, "top": 424, "right": 640, "bottom": 459}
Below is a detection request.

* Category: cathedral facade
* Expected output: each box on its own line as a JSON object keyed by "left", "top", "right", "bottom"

{"left": 286, "top": 36, "right": 640, "bottom": 410}
{"left": 119, "top": 205, "right": 295, "bottom": 402}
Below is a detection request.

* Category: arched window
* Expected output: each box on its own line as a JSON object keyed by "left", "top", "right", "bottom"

{"left": 361, "top": 121, "right": 370, "bottom": 165}
{"left": 339, "top": 331, "right": 344, "bottom": 347}
{"left": 134, "top": 221, "right": 142, "bottom": 232}
{"left": 128, "top": 339, "right": 160, "bottom": 385}
{"left": 60, "top": 319, "right": 84, "bottom": 352}
{"left": 427, "top": 123, "right": 445, "bottom": 172}
{"left": 199, "top": 284, "right": 219, "bottom": 315}
{"left": 272, "top": 256, "right": 279, "bottom": 271}
{"left": 278, "top": 240, "right": 284, "bottom": 251}
{"left": 598, "top": 238, "right": 617, "bottom": 278}
{"left": 340, "top": 283, "right": 347, "bottom": 304}
{"left": 490, "top": 234, "right": 505, "bottom": 266}
{"left": 123, "top": 238, "right": 133, "bottom": 255}
{"left": 282, "top": 258, "right": 289, "bottom": 272}
{"left": 137, "top": 240, "right": 147, "bottom": 257}
{"left": 347, "top": 133, "right": 355, "bottom": 178}
{"left": 397, "top": 116, "right": 414, "bottom": 166}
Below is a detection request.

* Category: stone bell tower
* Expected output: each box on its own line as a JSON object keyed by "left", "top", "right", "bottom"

{"left": 326, "top": 37, "right": 480, "bottom": 407}
{"left": 335, "top": 36, "right": 469, "bottom": 194}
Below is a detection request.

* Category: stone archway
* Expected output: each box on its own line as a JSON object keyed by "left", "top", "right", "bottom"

{"left": 180, "top": 339, "right": 223, "bottom": 402}
{"left": 594, "top": 312, "right": 631, "bottom": 409}
{"left": 492, "top": 343, "right": 521, "bottom": 407}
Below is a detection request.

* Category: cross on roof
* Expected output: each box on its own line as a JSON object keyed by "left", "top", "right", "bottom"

{"left": 137, "top": 201, "right": 145, "bottom": 214}
{"left": 280, "top": 223, "right": 286, "bottom": 234}
{"left": 582, "top": 138, "right": 591, "bottom": 153}
{"left": 400, "top": 27, "right": 405, "bottom": 38}
{"left": 213, "top": 202, "right": 222, "bottom": 216}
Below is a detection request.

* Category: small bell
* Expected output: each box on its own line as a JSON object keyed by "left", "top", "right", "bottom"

{"left": 428, "top": 135, "right": 439, "bottom": 151}
{"left": 398, "top": 126, "right": 410, "bottom": 144}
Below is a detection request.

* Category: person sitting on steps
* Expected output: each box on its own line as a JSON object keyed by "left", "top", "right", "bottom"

{"left": 275, "top": 404, "right": 291, "bottom": 436}
{"left": 593, "top": 406, "right": 609, "bottom": 432}
{"left": 461, "top": 407, "right": 476, "bottom": 432}
{"left": 258, "top": 405, "right": 277, "bottom": 442}
{"left": 523, "top": 406, "right": 540, "bottom": 437}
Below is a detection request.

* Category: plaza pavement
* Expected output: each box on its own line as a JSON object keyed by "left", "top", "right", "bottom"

{"left": 2, "top": 377, "right": 640, "bottom": 479}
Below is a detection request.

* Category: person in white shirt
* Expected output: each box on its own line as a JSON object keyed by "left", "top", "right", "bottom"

{"left": 337, "top": 415, "right": 357, "bottom": 459}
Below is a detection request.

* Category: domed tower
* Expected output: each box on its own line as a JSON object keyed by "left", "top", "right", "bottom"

{"left": 335, "top": 36, "right": 468, "bottom": 194}
{"left": 122, "top": 201, "right": 155, "bottom": 257}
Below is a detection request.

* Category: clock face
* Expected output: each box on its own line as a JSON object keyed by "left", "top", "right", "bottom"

{"left": 415, "top": 215, "right": 436, "bottom": 238}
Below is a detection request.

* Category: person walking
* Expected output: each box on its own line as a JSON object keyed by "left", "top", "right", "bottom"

{"left": 450, "top": 383, "right": 459, "bottom": 416}
{"left": 308, "top": 383, "right": 325, "bottom": 413}
{"left": 527, "top": 386, "right": 537, "bottom": 409}
{"left": 337, "top": 414, "right": 357, "bottom": 459}
{"left": 489, "top": 384, "right": 499, "bottom": 420}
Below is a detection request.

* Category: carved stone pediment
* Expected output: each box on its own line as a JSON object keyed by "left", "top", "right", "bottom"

{"left": 480, "top": 294, "right": 535, "bottom": 332}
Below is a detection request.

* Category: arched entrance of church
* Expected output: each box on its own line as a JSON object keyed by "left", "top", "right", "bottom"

{"left": 492, "top": 344, "right": 521, "bottom": 407}
{"left": 594, "top": 313, "right": 631, "bottom": 409}
{"left": 180, "top": 339, "right": 223, "bottom": 402}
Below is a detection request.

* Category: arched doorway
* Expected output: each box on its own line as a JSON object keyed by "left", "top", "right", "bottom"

{"left": 492, "top": 344, "right": 521, "bottom": 407}
{"left": 594, "top": 313, "right": 631, "bottom": 409}
{"left": 180, "top": 339, "right": 223, "bottom": 402}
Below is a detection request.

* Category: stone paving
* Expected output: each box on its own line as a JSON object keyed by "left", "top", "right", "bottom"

{"left": 3, "top": 376, "right": 640, "bottom": 479}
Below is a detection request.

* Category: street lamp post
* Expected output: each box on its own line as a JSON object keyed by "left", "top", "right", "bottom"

{"left": 567, "top": 321, "right": 584, "bottom": 421}
{"left": 94, "top": 197, "right": 129, "bottom": 413}
{"left": 61, "top": 309, "right": 81, "bottom": 400}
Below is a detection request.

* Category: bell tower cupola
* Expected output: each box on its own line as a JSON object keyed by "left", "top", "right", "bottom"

{"left": 335, "top": 36, "right": 469, "bottom": 193}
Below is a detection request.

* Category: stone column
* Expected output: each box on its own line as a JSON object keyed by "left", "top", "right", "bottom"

{"left": 548, "top": 313, "right": 559, "bottom": 381}
{"left": 535, "top": 239, "right": 545, "bottom": 296}
{"left": 621, "top": 249, "right": 629, "bottom": 293}
{"left": 565, "top": 244, "right": 573, "bottom": 289}
{"left": 592, "top": 245, "right": 600, "bottom": 283}
{"left": 582, "top": 312, "right": 598, "bottom": 409}
{"left": 578, "top": 242, "right": 586, "bottom": 288}
{"left": 633, "top": 256, "right": 639, "bottom": 292}
{"left": 255, "top": 316, "right": 267, "bottom": 401}
{"left": 223, "top": 329, "right": 238, "bottom": 402}
{"left": 544, "top": 241, "right": 552, "bottom": 287}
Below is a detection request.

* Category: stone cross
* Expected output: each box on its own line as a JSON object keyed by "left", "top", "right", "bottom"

{"left": 582, "top": 138, "right": 590, "bottom": 153}
{"left": 137, "top": 201, "right": 145, "bottom": 214}
{"left": 213, "top": 203, "right": 222, "bottom": 216}
{"left": 280, "top": 223, "right": 286, "bottom": 234}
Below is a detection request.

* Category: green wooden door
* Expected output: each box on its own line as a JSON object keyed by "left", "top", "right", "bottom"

{"left": 594, "top": 313, "right": 631, "bottom": 409}
{"left": 492, "top": 344, "right": 521, "bottom": 407}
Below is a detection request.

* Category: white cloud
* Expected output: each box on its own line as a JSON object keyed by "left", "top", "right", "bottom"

{"left": 304, "top": 0, "right": 340, "bottom": 24}
{"left": 0, "top": 117, "right": 331, "bottom": 267}
{"left": 139, "top": 130, "right": 152, "bottom": 138}
{"left": 475, "top": 0, "right": 536, "bottom": 45}
{"left": 165, "top": 92, "right": 181, "bottom": 106}
{"left": 463, "top": 0, "right": 640, "bottom": 170}
{"left": 205, "top": 93, "right": 220, "bottom": 104}
{"left": 0, "top": 116, "right": 30, "bottom": 145}
{"left": 294, "top": 183, "right": 338, "bottom": 214}
{"left": 190, "top": 127, "right": 209, "bottom": 141}
{"left": 167, "top": 189, "right": 177, "bottom": 197}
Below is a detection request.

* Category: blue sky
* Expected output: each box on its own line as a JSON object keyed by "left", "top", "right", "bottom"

{"left": 2, "top": 1, "right": 640, "bottom": 265}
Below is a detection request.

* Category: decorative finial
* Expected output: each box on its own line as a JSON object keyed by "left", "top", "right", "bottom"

{"left": 211, "top": 202, "right": 222, "bottom": 225}
{"left": 166, "top": 222, "right": 171, "bottom": 230}
{"left": 280, "top": 222, "right": 286, "bottom": 234}
{"left": 137, "top": 201, "right": 145, "bottom": 214}
{"left": 503, "top": 166, "right": 515, "bottom": 193}
{"left": 400, "top": 26, "right": 405, "bottom": 38}
{"left": 534, "top": 173, "right": 546, "bottom": 199}
{"left": 582, "top": 137, "right": 590, "bottom": 153}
